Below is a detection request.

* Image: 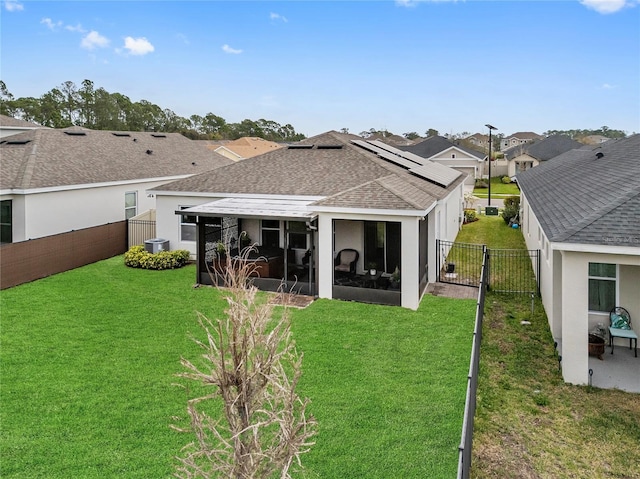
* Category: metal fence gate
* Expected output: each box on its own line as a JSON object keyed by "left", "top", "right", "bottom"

{"left": 436, "top": 239, "right": 539, "bottom": 295}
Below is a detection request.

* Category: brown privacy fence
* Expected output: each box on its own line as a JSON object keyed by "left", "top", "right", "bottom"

{"left": 0, "top": 221, "right": 127, "bottom": 290}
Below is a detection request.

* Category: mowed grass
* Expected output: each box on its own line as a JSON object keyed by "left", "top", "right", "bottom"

{"left": 473, "top": 177, "right": 521, "bottom": 198}
{"left": 0, "top": 256, "right": 476, "bottom": 478}
{"left": 461, "top": 216, "right": 640, "bottom": 478}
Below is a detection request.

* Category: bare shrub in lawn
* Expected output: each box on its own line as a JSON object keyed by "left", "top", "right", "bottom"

{"left": 172, "top": 250, "right": 316, "bottom": 478}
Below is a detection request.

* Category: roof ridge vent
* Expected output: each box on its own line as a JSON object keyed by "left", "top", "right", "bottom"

{"left": 287, "top": 144, "right": 314, "bottom": 149}
{"left": 151, "top": 134, "right": 167, "bottom": 138}
{"left": 316, "top": 144, "right": 343, "bottom": 149}
{"left": 64, "top": 131, "right": 87, "bottom": 136}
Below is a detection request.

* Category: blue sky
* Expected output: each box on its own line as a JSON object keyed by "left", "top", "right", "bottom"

{"left": 1, "top": 0, "right": 639, "bottom": 137}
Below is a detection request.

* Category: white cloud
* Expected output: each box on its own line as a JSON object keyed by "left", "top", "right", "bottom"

{"left": 175, "top": 33, "right": 190, "bottom": 45}
{"left": 41, "top": 17, "right": 62, "bottom": 30}
{"left": 601, "top": 83, "right": 617, "bottom": 89}
{"left": 580, "top": 0, "right": 637, "bottom": 13}
{"left": 65, "top": 24, "right": 86, "bottom": 33}
{"left": 81, "top": 31, "right": 110, "bottom": 50}
{"left": 123, "top": 36, "right": 155, "bottom": 56}
{"left": 270, "top": 12, "right": 288, "bottom": 22}
{"left": 4, "top": 0, "right": 24, "bottom": 12}
{"left": 222, "top": 44, "right": 243, "bottom": 54}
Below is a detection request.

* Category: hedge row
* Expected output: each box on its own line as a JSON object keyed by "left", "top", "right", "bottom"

{"left": 124, "top": 245, "right": 190, "bottom": 270}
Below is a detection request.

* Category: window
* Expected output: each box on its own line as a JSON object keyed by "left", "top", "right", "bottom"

{"left": 287, "top": 221, "right": 307, "bottom": 250}
{"left": 261, "top": 220, "right": 280, "bottom": 248}
{"left": 588, "top": 263, "right": 617, "bottom": 313}
{"left": 180, "top": 206, "right": 197, "bottom": 242}
{"left": 1, "top": 200, "right": 12, "bottom": 244}
{"left": 125, "top": 192, "right": 137, "bottom": 220}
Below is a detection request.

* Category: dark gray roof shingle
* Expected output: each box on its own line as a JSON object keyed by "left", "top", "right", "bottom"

{"left": 399, "top": 135, "right": 486, "bottom": 160}
{"left": 516, "top": 134, "right": 640, "bottom": 247}
{"left": 504, "top": 134, "right": 582, "bottom": 161}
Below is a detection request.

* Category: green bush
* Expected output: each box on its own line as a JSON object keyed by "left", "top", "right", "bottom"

{"left": 475, "top": 178, "right": 488, "bottom": 188}
{"left": 501, "top": 176, "right": 512, "bottom": 184}
{"left": 124, "top": 245, "right": 190, "bottom": 270}
{"left": 502, "top": 196, "right": 521, "bottom": 224}
{"left": 464, "top": 209, "right": 478, "bottom": 224}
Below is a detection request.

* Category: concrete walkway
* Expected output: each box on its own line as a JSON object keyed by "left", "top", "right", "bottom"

{"left": 425, "top": 282, "right": 479, "bottom": 300}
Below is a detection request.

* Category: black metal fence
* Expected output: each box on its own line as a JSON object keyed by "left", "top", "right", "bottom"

{"left": 437, "top": 239, "right": 539, "bottom": 295}
{"left": 456, "top": 246, "right": 488, "bottom": 479}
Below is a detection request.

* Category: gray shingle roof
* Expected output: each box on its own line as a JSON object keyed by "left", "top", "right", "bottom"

{"left": 0, "top": 114, "right": 45, "bottom": 128}
{"left": 0, "top": 128, "right": 233, "bottom": 190}
{"left": 153, "top": 130, "right": 464, "bottom": 212}
{"left": 516, "top": 134, "right": 640, "bottom": 247}
{"left": 399, "top": 135, "right": 486, "bottom": 160}
{"left": 504, "top": 134, "right": 582, "bottom": 161}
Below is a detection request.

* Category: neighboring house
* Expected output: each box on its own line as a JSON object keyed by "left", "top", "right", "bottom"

{"left": 503, "top": 134, "right": 583, "bottom": 177}
{"left": 0, "top": 114, "right": 46, "bottom": 138}
{"left": 465, "top": 133, "right": 489, "bottom": 151}
{"left": 212, "top": 137, "right": 284, "bottom": 161}
{"left": 500, "top": 131, "right": 544, "bottom": 150}
{"left": 151, "top": 131, "right": 466, "bottom": 310}
{"left": 398, "top": 135, "right": 486, "bottom": 187}
{"left": 0, "top": 127, "right": 232, "bottom": 243}
{"left": 516, "top": 134, "right": 640, "bottom": 387}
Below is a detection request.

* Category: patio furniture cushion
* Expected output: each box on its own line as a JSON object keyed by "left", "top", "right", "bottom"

{"left": 609, "top": 306, "right": 637, "bottom": 357}
{"left": 334, "top": 249, "right": 359, "bottom": 274}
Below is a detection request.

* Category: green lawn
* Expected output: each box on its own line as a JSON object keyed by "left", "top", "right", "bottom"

{"left": 0, "top": 257, "right": 476, "bottom": 478}
{"left": 473, "top": 177, "right": 520, "bottom": 198}
{"left": 461, "top": 217, "right": 640, "bottom": 479}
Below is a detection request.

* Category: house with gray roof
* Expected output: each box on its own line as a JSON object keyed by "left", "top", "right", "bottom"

{"left": 504, "top": 134, "right": 583, "bottom": 177}
{"left": 517, "top": 134, "right": 640, "bottom": 391}
{"left": 0, "top": 114, "right": 46, "bottom": 138}
{"left": 151, "top": 131, "right": 466, "bottom": 310}
{"left": 500, "top": 131, "right": 544, "bottom": 150}
{"left": 398, "top": 135, "right": 487, "bottom": 187}
{"left": 0, "top": 127, "right": 232, "bottom": 243}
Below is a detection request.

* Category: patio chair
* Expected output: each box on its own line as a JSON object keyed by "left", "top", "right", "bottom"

{"left": 334, "top": 249, "right": 359, "bottom": 276}
{"left": 609, "top": 306, "right": 637, "bottom": 357}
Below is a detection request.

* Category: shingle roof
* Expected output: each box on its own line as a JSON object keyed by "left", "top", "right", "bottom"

{"left": 516, "top": 134, "right": 640, "bottom": 247}
{"left": 0, "top": 114, "right": 46, "bottom": 128}
{"left": 212, "top": 136, "right": 283, "bottom": 159}
{"left": 0, "top": 128, "right": 233, "bottom": 190}
{"left": 399, "top": 135, "right": 486, "bottom": 160}
{"left": 504, "top": 134, "right": 583, "bottom": 161}
{"left": 506, "top": 131, "right": 544, "bottom": 141}
{"left": 153, "top": 130, "right": 464, "bottom": 212}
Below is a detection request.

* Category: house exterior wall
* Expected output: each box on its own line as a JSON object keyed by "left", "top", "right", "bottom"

{"left": 2, "top": 179, "right": 171, "bottom": 242}
{"left": 521, "top": 193, "right": 560, "bottom": 338}
{"left": 507, "top": 154, "right": 539, "bottom": 177}
{"left": 154, "top": 193, "right": 225, "bottom": 256}
{"left": 562, "top": 251, "right": 640, "bottom": 385}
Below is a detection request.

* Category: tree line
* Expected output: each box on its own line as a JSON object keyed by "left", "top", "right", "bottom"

{"left": 0, "top": 80, "right": 306, "bottom": 142}
{"left": 543, "top": 126, "right": 628, "bottom": 140}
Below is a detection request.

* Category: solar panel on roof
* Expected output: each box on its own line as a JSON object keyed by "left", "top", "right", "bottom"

{"left": 151, "top": 134, "right": 167, "bottom": 138}
{"left": 2, "top": 139, "right": 31, "bottom": 145}
{"left": 64, "top": 131, "right": 86, "bottom": 136}
{"left": 287, "top": 144, "right": 314, "bottom": 149}
{"left": 409, "top": 162, "right": 461, "bottom": 188}
{"left": 112, "top": 132, "right": 131, "bottom": 137}
{"left": 316, "top": 145, "right": 343, "bottom": 149}
{"left": 351, "top": 139, "right": 421, "bottom": 168}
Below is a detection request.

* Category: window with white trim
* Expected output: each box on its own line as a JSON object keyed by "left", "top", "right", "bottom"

{"left": 0, "top": 200, "right": 12, "bottom": 244}
{"left": 588, "top": 263, "right": 617, "bottom": 313}
{"left": 180, "top": 206, "right": 197, "bottom": 242}
{"left": 125, "top": 192, "right": 137, "bottom": 219}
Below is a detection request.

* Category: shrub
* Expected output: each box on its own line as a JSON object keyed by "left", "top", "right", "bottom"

{"left": 501, "top": 176, "right": 512, "bottom": 184}
{"left": 502, "top": 196, "right": 521, "bottom": 224}
{"left": 124, "top": 245, "right": 190, "bottom": 270}
{"left": 464, "top": 209, "right": 478, "bottom": 224}
{"left": 475, "top": 178, "right": 488, "bottom": 188}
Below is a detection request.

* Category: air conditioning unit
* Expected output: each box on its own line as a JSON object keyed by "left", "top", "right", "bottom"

{"left": 144, "top": 238, "right": 170, "bottom": 253}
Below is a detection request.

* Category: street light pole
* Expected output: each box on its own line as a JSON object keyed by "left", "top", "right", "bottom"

{"left": 485, "top": 124, "right": 497, "bottom": 207}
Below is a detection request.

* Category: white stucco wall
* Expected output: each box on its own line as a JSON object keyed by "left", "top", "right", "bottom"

{"left": 3, "top": 179, "right": 175, "bottom": 242}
